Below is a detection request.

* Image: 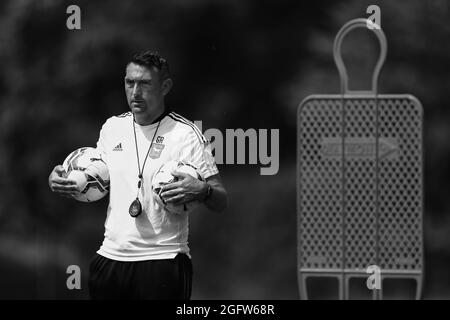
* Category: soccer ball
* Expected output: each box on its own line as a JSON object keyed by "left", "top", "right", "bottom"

{"left": 62, "top": 147, "right": 110, "bottom": 202}
{"left": 152, "top": 160, "right": 203, "bottom": 214}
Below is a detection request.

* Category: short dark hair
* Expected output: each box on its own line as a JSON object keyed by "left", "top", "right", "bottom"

{"left": 128, "top": 51, "right": 170, "bottom": 80}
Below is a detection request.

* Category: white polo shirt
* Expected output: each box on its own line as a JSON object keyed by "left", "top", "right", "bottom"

{"left": 95, "top": 111, "right": 218, "bottom": 261}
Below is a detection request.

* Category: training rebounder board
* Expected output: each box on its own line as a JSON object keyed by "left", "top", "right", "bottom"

{"left": 297, "top": 19, "right": 423, "bottom": 300}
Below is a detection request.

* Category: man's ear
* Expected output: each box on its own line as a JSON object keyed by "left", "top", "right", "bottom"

{"left": 161, "top": 78, "right": 173, "bottom": 96}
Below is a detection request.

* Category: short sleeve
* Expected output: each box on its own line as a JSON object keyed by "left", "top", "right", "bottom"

{"left": 177, "top": 130, "right": 219, "bottom": 180}
{"left": 96, "top": 121, "right": 109, "bottom": 163}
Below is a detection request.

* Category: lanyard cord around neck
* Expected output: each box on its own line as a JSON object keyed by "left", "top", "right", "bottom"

{"left": 132, "top": 117, "right": 162, "bottom": 193}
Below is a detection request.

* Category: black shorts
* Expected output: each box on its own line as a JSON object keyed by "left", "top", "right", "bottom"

{"left": 88, "top": 253, "right": 192, "bottom": 300}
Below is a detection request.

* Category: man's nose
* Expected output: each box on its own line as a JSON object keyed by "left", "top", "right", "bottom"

{"left": 132, "top": 83, "right": 142, "bottom": 97}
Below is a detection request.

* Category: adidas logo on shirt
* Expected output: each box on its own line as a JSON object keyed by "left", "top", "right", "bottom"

{"left": 113, "top": 143, "right": 123, "bottom": 151}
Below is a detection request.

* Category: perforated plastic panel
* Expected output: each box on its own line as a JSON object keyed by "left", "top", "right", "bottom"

{"left": 298, "top": 99, "right": 344, "bottom": 271}
{"left": 297, "top": 19, "right": 423, "bottom": 299}
{"left": 378, "top": 98, "right": 423, "bottom": 271}
{"left": 297, "top": 95, "right": 423, "bottom": 298}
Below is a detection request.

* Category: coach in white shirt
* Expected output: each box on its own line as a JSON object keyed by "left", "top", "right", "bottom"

{"left": 48, "top": 51, "right": 228, "bottom": 300}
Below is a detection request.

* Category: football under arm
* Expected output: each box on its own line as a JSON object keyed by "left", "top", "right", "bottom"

{"left": 203, "top": 173, "right": 228, "bottom": 213}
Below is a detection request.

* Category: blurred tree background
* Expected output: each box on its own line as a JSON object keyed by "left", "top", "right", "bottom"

{"left": 0, "top": 0, "right": 449, "bottom": 299}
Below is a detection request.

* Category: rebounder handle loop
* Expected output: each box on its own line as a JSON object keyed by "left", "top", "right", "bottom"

{"left": 333, "top": 18, "right": 387, "bottom": 95}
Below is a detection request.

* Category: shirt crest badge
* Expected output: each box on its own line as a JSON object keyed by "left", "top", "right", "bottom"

{"left": 149, "top": 143, "right": 165, "bottom": 159}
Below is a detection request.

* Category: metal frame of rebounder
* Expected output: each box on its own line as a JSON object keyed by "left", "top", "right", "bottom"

{"left": 297, "top": 19, "right": 424, "bottom": 300}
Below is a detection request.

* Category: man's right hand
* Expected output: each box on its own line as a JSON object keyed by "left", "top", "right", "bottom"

{"left": 48, "top": 165, "right": 79, "bottom": 198}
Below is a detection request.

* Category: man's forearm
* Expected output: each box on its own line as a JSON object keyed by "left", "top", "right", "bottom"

{"left": 203, "top": 181, "right": 227, "bottom": 213}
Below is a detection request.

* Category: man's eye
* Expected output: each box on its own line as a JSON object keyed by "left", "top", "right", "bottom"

{"left": 125, "top": 80, "right": 134, "bottom": 86}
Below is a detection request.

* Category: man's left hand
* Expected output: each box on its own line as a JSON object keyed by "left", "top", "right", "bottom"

{"left": 159, "top": 171, "right": 207, "bottom": 205}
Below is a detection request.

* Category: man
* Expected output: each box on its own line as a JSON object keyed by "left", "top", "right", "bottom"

{"left": 48, "top": 51, "right": 227, "bottom": 300}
